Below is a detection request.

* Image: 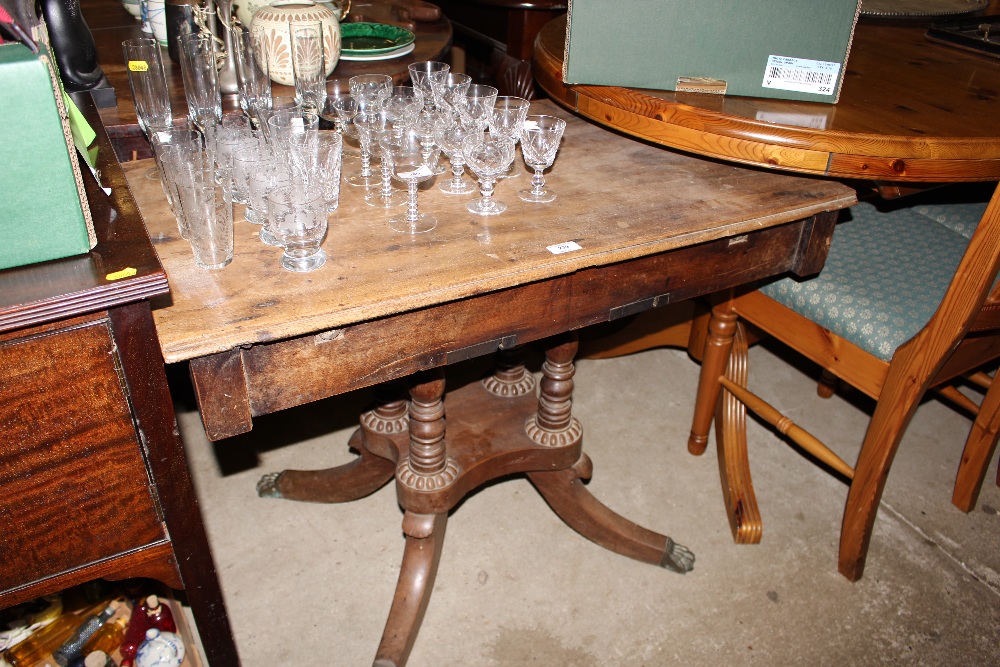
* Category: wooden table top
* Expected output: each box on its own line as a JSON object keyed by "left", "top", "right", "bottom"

{"left": 85, "top": 0, "right": 452, "bottom": 130}
{"left": 534, "top": 14, "right": 1000, "bottom": 183}
{"left": 123, "top": 100, "right": 855, "bottom": 365}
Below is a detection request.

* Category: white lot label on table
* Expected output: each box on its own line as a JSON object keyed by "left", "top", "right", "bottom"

{"left": 547, "top": 241, "right": 582, "bottom": 255}
{"left": 762, "top": 55, "right": 840, "bottom": 96}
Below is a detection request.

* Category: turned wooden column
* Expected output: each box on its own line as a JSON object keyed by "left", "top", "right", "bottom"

{"left": 525, "top": 333, "right": 583, "bottom": 447}
{"left": 397, "top": 369, "right": 459, "bottom": 491}
{"left": 688, "top": 297, "right": 739, "bottom": 455}
{"left": 483, "top": 346, "right": 536, "bottom": 397}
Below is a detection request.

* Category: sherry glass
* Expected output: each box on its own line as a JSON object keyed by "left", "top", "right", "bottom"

{"left": 462, "top": 133, "right": 515, "bottom": 216}
{"left": 489, "top": 96, "right": 530, "bottom": 178}
{"left": 456, "top": 84, "right": 498, "bottom": 130}
{"left": 290, "top": 22, "right": 327, "bottom": 114}
{"left": 382, "top": 129, "right": 441, "bottom": 233}
{"left": 519, "top": 115, "right": 567, "bottom": 203}
{"left": 367, "top": 126, "right": 409, "bottom": 209}
{"left": 430, "top": 72, "right": 472, "bottom": 116}
{"left": 433, "top": 114, "right": 476, "bottom": 195}
{"left": 407, "top": 60, "right": 449, "bottom": 111}
{"left": 177, "top": 32, "right": 222, "bottom": 132}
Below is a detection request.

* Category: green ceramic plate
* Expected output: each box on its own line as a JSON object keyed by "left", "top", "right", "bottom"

{"left": 339, "top": 22, "right": 416, "bottom": 56}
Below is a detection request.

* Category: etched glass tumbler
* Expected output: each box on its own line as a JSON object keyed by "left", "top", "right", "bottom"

{"left": 268, "top": 185, "right": 329, "bottom": 272}
{"left": 519, "top": 115, "right": 567, "bottom": 203}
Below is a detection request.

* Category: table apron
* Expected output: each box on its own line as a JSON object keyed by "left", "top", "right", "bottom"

{"left": 189, "top": 211, "right": 838, "bottom": 441}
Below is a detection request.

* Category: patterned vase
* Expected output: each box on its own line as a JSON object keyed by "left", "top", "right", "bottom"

{"left": 249, "top": 1, "right": 340, "bottom": 86}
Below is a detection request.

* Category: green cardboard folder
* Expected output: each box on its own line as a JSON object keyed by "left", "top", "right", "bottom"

{"left": 563, "top": 0, "right": 862, "bottom": 103}
{"left": 0, "top": 43, "right": 95, "bottom": 271}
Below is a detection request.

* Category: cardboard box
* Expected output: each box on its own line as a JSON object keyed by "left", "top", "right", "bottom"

{"left": 563, "top": 0, "right": 862, "bottom": 103}
{"left": 0, "top": 43, "right": 96, "bottom": 271}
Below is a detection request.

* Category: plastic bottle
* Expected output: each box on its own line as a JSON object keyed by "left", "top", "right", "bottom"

{"left": 52, "top": 604, "right": 117, "bottom": 666}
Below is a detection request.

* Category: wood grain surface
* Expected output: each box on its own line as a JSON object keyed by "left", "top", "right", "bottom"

{"left": 534, "top": 14, "right": 1000, "bottom": 181}
{"left": 125, "top": 100, "right": 855, "bottom": 365}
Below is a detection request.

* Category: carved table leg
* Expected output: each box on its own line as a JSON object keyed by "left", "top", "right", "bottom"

{"left": 715, "top": 323, "right": 762, "bottom": 544}
{"left": 482, "top": 345, "right": 536, "bottom": 397}
{"left": 396, "top": 369, "right": 459, "bottom": 491}
{"left": 256, "top": 383, "right": 403, "bottom": 502}
{"left": 528, "top": 460, "right": 694, "bottom": 573}
{"left": 525, "top": 332, "right": 694, "bottom": 573}
{"left": 373, "top": 512, "right": 448, "bottom": 667}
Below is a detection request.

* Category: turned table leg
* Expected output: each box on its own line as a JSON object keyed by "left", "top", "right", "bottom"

{"left": 482, "top": 345, "right": 536, "bottom": 397}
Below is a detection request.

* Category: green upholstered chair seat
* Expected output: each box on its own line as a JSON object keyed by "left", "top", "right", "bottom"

{"left": 758, "top": 199, "right": 988, "bottom": 361}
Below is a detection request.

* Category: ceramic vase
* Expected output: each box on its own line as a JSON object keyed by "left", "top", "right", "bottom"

{"left": 250, "top": 0, "right": 340, "bottom": 86}
{"left": 147, "top": 0, "right": 169, "bottom": 46}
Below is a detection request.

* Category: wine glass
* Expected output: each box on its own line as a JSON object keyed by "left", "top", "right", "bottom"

{"left": 407, "top": 61, "right": 449, "bottom": 111}
{"left": 381, "top": 85, "right": 423, "bottom": 129}
{"left": 177, "top": 32, "right": 222, "bottom": 132}
{"left": 349, "top": 73, "right": 392, "bottom": 111}
{"left": 321, "top": 79, "right": 359, "bottom": 158}
{"left": 519, "top": 115, "right": 567, "bottom": 203}
{"left": 382, "top": 129, "right": 441, "bottom": 233}
{"left": 346, "top": 109, "right": 385, "bottom": 188}
{"left": 456, "top": 84, "right": 498, "bottom": 130}
{"left": 430, "top": 72, "right": 472, "bottom": 116}
{"left": 367, "top": 126, "right": 409, "bottom": 209}
{"left": 489, "top": 96, "right": 530, "bottom": 178}
{"left": 433, "top": 114, "right": 477, "bottom": 195}
{"left": 462, "top": 133, "right": 515, "bottom": 216}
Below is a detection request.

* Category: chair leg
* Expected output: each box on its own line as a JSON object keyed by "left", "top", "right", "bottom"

{"left": 838, "top": 363, "right": 929, "bottom": 582}
{"left": 688, "top": 298, "right": 739, "bottom": 455}
{"left": 953, "top": 376, "right": 1000, "bottom": 511}
{"left": 817, "top": 369, "right": 839, "bottom": 399}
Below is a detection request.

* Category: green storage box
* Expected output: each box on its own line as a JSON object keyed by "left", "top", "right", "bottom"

{"left": 0, "top": 43, "right": 95, "bottom": 271}
{"left": 563, "top": 0, "right": 862, "bottom": 103}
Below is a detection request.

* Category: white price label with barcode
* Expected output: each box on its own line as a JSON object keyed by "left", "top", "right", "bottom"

{"left": 762, "top": 55, "right": 840, "bottom": 96}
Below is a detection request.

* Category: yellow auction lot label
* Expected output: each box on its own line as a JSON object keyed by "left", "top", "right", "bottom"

{"left": 106, "top": 267, "right": 138, "bottom": 281}
{"left": 128, "top": 60, "right": 149, "bottom": 72}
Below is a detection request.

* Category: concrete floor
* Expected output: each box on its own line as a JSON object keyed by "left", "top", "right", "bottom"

{"left": 173, "top": 335, "right": 1000, "bottom": 666}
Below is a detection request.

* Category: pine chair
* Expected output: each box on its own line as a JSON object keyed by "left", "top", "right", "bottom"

{"left": 687, "top": 182, "right": 1000, "bottom": 582}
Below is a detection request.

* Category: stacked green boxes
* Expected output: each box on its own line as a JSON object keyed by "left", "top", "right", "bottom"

{"left": 563, "top": 0, "right": 862, "bottom": 103}
{"left": 0, "top": 43, "right": 95, "bottom": 270}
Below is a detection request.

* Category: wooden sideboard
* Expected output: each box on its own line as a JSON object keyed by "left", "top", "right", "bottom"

{"left": 0, "top": 93, "right": 239, "bottom": 667}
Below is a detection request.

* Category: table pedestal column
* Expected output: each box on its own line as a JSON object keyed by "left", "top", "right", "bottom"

{"left": 259, "top": 335, "right": 694, "bottom": 666}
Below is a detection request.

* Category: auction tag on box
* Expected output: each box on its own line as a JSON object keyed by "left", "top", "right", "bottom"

{"left": 547, "top": 241, "right": 582, "bottom": 255}
{"left": 128, "top": 60, "right": 149, "bottom": 72}
{"left": 762, "top": 55, "right": 840, "bottom": 96}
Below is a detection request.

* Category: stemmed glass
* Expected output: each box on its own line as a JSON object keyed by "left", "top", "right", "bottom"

{"left": 382, "top": 128, "right": 441, "bottom": 233}
{"left": 290, "top": 22, "right": 327, "bottom": 114}
{"left": 346, "top": 74, "right": 391, "bottom": 187}
{"left": 362, "top": 113, "right": 408, "bottom": 208}
{"left": 456, "top": 84, "right": 498, "bottom": 130}
{"left": 462, "top": 133, "right": 515, "bottom": 215}
{"left": 320, "top": 79, "right": 359, "bottom": 158}
{"left": 122, "top": 37, "right": 172, "bottom": 178}
{"left": 177, "top": 32, "right": 222, "bottom": 132}
{"left": 407, "top": 61, "right": 449, "bottom": 111}
{"left": 232, "top": 25, "right": 271, "bottom": 130}
{"left": 430, "top": 72, "right": 472, "bottom": 116}
{"left": 433, "top": 115, "right": 476, "bottom": 195}
{"left": 519, "top": 115, "right": 567, "bottom": 203}
{"left": 489, "top": 96, "right": 530, "bottom": 178}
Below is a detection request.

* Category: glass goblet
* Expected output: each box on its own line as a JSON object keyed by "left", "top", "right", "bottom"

{"left": 462, "top": 134, "right": 515, "bottom": 216}
{"left": 382, "top": 129, "right": 441, "bottom": 233}
{"left": 519, "top": 115, "right": 567, "bottom": 204}
{"left": 407, "top": 60, "right": 450, "bottom": 110}
{"left": 489, "top": 96, "right": 530, "bottom": 178}
{"left": 346, "top": 109, "right": 387, "bottom": 188}
{"left": 430, "top": 72, "right": 472, "bottom": 116}
{"left": 349, "top": 73, "right": 392, "bottom": 112}
{"left": 456, "top": 84, "right": 498, "bottom": 130}
{"left": 433, "top": 116, "right": 477, "bottom": 195}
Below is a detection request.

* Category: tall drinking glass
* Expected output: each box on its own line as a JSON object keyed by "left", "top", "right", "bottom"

{"left": 177, "top": 32, "right": 222, "bottom": 131}
{"left": 291, "top": 22, "right": 327, "bottom": 114}
{"left": 122, "top": 37, "right": 172, "bottom": 138}
{"left": 233, "top": 24, "right": 272, "bottom": 129}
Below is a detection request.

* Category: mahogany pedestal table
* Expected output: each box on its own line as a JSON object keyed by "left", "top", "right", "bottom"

{"left": 124, "top": 100, "right": 855, "bottom": 666}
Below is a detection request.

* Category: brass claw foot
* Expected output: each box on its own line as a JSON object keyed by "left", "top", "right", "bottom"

{"left": 256, "top": 471, "right": 284, "bottom": 498}
{"left": 660, "top": 538, "right": 695, "bottom": 574}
